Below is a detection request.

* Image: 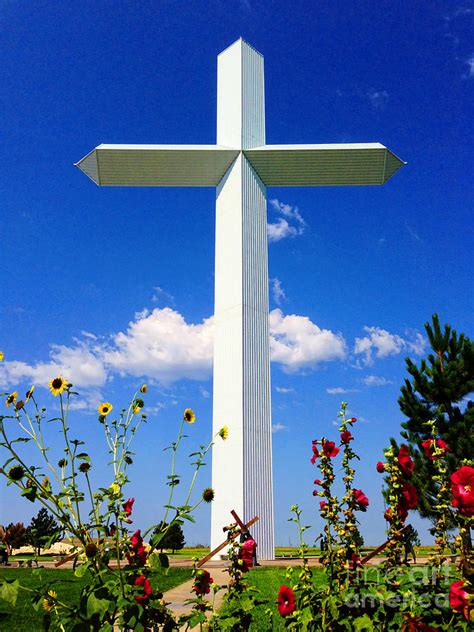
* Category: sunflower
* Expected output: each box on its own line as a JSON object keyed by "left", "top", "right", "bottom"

{"left": 0, "top": 352, "right": 4, "bottom": 361}
{"left": 218, "top": 425, "right": 229, "bottom": 441}
{"left": 49, "top": 376, "right": 68, "bottom": 396}
{"left": 42, "top": 590, "right": 58, "bottom": 612}
{"left": 133, "top": 398, "right": 144, "bottom": 414}
{"left": 140, "top": 384, "right": 148, "bottom": 393}
{"left": 184, "top": 408, "right": 196, "bottom": 424}
{"left": 98, "top": 402, "right": 113, "bottom": 416}
{"left": 15, "top": 400, "right": 24, "bottom": 411}
{"left": 5, "top": 392, "right": 18, "bottom": 408}
{"left": 202, "top": 487, "right": 215, "bottom": 503}
{"left": 25, "top": 385, "right": 35, "bottom": 402}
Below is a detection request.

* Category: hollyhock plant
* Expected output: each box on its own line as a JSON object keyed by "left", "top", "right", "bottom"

{"left": 421, "top": 437, "right": 448, "bottom": 460}
{"left": 340, "top": 430, "right": 353, "bottom": 444}
{"left": 322, "top": 440, "right": 340, "bottom": 458}
{"left": 277, "top": 585, "right": 296, "bottom": 617}
{"left": 398, "top": 444, "right": 415, "bottom": 476}
{"left": 376, "top": 461, "right": 386, "bottom": 473}
{"left": 449, "top": 580, "right": 473, "bottom": 621}
{"left": 451, "top": 465, "right": 474, "bottom": 517}
{"left": 353, "top": 489, "right": 369, "bottom": 512}
{"left": 133, "top": 575, "right": 153, "bottom": 604}
{"left": 192, "top": 569, "right": 214, "bottom": 595}
{"left": 123, "top": 497, "right": 135, "bottom": 522}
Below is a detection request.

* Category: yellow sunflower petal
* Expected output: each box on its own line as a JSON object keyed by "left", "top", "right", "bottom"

{"left": 5, "top": 392, "right": 18, "bottom": 408}
{"left": 49, "top": 376, "right": 68, "bottom": 397}
{"left": 98, "top": 402, "right": 113, "bottom": 416}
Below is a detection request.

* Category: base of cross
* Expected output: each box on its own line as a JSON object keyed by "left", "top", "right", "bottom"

{"left": 360, "top": 524, "right": 413, "bottom": 565}
{"left": 197, "top": 510, "right": 259, "bottom": 567}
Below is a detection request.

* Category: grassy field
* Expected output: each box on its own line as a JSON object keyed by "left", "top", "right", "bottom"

{"left": 0, "top": 567, "right": 192, "bottom": 631}
{"left": 217, "top": 566, "right": 326, "bottom": 630}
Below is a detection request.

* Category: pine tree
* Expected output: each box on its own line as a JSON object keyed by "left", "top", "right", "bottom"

{"left": 27, "top": 508, "right": 61, "bottom": 556}
{"left": 398, "top": 314, "right": 474, "bottom": 522}
{"left": 152, "top": 521, "right": 185, "bottom": 553}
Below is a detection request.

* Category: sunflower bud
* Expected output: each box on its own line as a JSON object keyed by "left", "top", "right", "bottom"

{"left": 8, "top": 465, "right": 25, "bottom": 481}
{"left": 202, "top": 488, "right": 215, "bottom": 503}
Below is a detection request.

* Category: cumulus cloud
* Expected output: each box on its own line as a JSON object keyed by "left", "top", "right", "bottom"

{"left": 465, "top": 54, "right": 474, "bottom": 77}
{"left": 362, "top": 375, "right": 393, "bottom": 387}
{"left": 151, "top": 286, "right": 175, "bottom": 305}
{"left": 103, "top": 308, "right": 214, "bottom": 383}
{"left": 267, "top": 199, "right": 306, "bottom": 242}
{"left": 272, "top": 422, "right": 288, "bottom": 433}
{"left": 0, "top": 343, "right": 107, "bottom": 389}
{"left": 354, "top": 326, "right": 425, "bottom": 366}
{"left": 270, "top": 309, "right": 347, "bottom": 372}
{"left": 271, "top": 278, "right": 286, "bottom": 305}
{"left": 0, "top": 307, "right": 348, "bottom": 393}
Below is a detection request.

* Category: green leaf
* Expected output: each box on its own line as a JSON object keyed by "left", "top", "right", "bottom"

{"left": 87, "top": 591, "right": 111, "bottom": 619}
{"left": 74, "top": 563, "right": 89, "bottom": 578}
{"left": 21, "top": 485, "right": 37, "bottom": 502}
{"left": 158, "top": 552, "right": 169, "bottom": 568}
{"left": 353, "top": 614, "right": 375, "bottom": 631}
{"left": 0, "top": 579, "right": 20, "bottom": 606}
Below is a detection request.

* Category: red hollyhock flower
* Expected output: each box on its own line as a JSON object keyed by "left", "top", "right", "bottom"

{"left": 322, "top": 441, "right": 340, "bottom": 458}
{"left": 421, "top": 438, "right": 448, "bottom": 460}
{"left": 134, "top": 575, "right": 153, "bottom": 604}
{"left": 128, "top": 530, "right": 148, "bottom": 566}
{"left": 398, "top": 444, "right": 414, "bottom": 476}
{"left": 313, "top": 479, "right": 323, "bottom": 485}
{"left": 449, "top": 580, "right": 473, "bottom": 620}
{"left": 402, "top": 615, "right": 440, "bottom": 631}
{"left": 192, "top": 569, "right": 214, "bottom": 595}
{"left": 340, "top": 430, "right": 353, "bottom": 444}
{"left": 376, "top": 461, "right": 386, "bottom": 473}
{"left": 123, "top": 497, "right": 135, "bottom": 522}
{"left": 277, "top": 585, "right": 296, "bottom": 617}
{"left": 319, "top": 501, "right": 329, "bottom": 513}
{"left": 310, "top": 444, "right": 319, "bottom": 464}
{"left": 451, "top": 465, "right": 474, "bottom": 517}
{"left": 400, "top": 482, "right": 419, "bottom": 511}
{"left": 353, "top": 489, "right": 369, "bottom": 511}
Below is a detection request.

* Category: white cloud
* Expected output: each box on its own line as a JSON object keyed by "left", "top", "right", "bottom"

{"left": 0, "top": 307, "right": 348, "bottom": 393}
{"left": 367, "top": 89, "right": 389, "bottom": 109}
{"left": 103, "top": 308, "right": 214, "bottom": 383}
{"left": 271, "top": 278, "right": 286, "bottom": 305}
{"left": 268, "top": 199, "right": 306, "bottom": 242}
{"left": 275, "top": 386, "right": 295, "bottom": 394}
{"left": 151, "top": 286, "right": 175, "bottom": 305}
{"left": 362, "top": 375, "right": 393, "bottom": 387}
{"left": 326, "top": 387, "right": 359, "bottom": 395}
{"left": 0, "top": 343, "right": 107, "bottom": 389}
{"left": 272, "top": 422, "right": 287, "bottom": 433}
{"left": 354, "top": 326, "right": 425, "bottom": 366}
{"left": 270, "top": 309, "right": 347, "bottom": 372}
{"left": 267, "top": 218, "right": 299, "bottom": 242}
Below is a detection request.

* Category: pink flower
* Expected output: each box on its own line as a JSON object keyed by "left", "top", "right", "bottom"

{"left": 451, "top": 465, "right": 474, "bottom": 517}
{"left": 340, "top": 430, "right": 353, "bottom": 444}
{"left": 398, "top": 444, "right": 414, "bottom": 476}
{"left": 277, "top": 585, "right": 296, "bottom": 617}
{"left": 353, "top": 489, "right": 369, "bottom": 512}
{"left": 322, "top": 441, "right": 340, "bottom": 458}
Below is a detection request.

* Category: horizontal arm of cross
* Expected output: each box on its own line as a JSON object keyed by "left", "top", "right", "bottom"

{"left": 75, "top": 143, "right": 404, "bottom": 187}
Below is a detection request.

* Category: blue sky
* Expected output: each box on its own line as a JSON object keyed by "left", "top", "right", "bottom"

{"left": 1, "top": 1, "right": 473, "bottom": 546}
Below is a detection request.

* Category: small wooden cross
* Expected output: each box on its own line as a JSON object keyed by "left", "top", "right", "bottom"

{"left": 197, "top": 510, "right": 259, "bottom": 567}
{"left": 360, "top": 524, "right": 412, "bottom": 565}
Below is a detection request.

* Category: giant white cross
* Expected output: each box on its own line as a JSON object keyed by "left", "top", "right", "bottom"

{"left": 76, "top": 39, "right": 404, "bottom": 560}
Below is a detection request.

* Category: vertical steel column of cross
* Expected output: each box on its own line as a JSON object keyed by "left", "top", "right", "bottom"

{"left": 211, "top": 39, "right": 274, "bottom": 559}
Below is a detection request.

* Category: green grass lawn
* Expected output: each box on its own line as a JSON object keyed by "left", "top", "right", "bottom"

{"left": 0, "top": 567, "right": 192, "bottom": 631}
{"left": 217, "top": 566, "right": 326, "bottom": 631}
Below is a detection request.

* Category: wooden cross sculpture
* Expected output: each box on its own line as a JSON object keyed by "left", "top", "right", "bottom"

{"left": 197, "top": 510, "right": 259, "bottom": 568}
